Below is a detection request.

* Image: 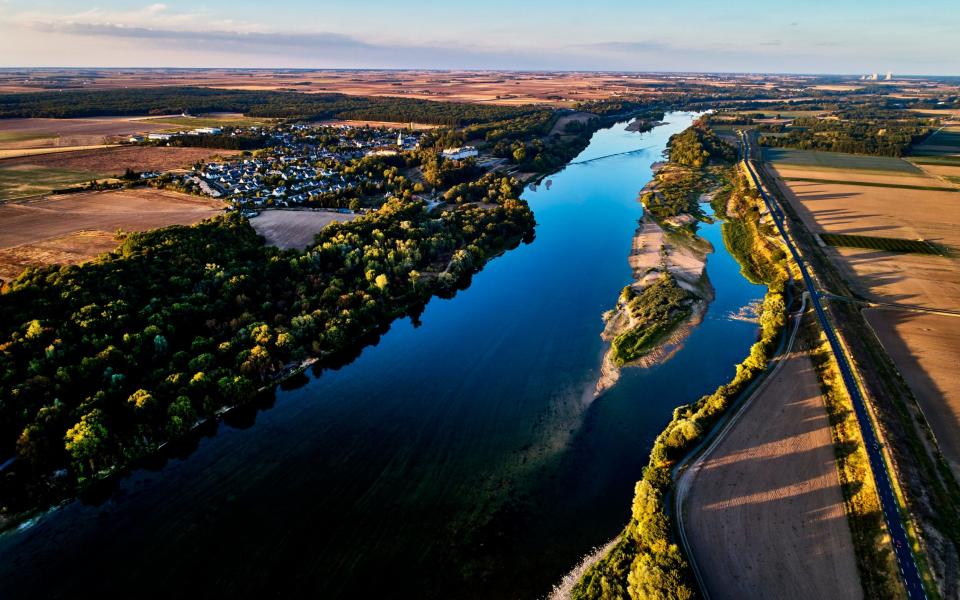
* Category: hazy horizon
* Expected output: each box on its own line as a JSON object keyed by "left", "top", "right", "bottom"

{"left": 1, "top": 0, "right": 957, "bottom": 75}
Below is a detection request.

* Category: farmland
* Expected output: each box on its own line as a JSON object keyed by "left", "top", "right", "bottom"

{"left": 0, "top": 146, "right": 234, "bottom": 200}
{"left": 682, "top": 350, "right": 862, "bottom": 600}
{"left": 0, "top": 188, "right": 223, "bottom": 282}
{"left": 249, "top": 209, "right": 358, "bottom": 250}
{"left": 768, "top": 158, "right": 960, "bottom": 310}
{"left": 0, "top": 116, "right": 174, "bottom": 150}
{"left": 762, "top": 148, "right": 924, "bottom": 175}
{"left": 866, "top": 309, "right": 960, "bottom": 480}
{"left": 135, "top": 113, "right": 275, "bottom": 130}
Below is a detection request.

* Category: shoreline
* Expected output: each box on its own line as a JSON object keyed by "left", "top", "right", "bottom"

{"left": 595, "top": 161, "right": 717, "bottom": 395}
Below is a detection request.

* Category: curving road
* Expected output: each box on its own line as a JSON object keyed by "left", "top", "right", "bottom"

{"left": 739, "top": 132, "right": 927, "bottom": 600}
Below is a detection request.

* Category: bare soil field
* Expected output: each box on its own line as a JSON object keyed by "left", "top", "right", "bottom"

{"left": 0, "top": 189, "right": 223, "bottom": 282}
{"left": 865, "top": 309, "right": 960, "bottom": 479}
{"left": 684, "top": 351, "right": 862, "bottom": 600}
{"left": 768, "top": 163, "right": 960, "bottom": 311}
{"left": 250, "top": 209, "right": 358, "bottom": 250}
{"left": 0, "top": 69, "right": 778, "bottom": 106}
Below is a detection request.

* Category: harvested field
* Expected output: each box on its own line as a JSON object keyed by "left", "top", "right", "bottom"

{"left": 0, "top": 189, "right": 223, "bottom": 282}
{"left": 0, "top": 230, "right": 118, "bottom": 282}
{"left": 764, "top": 148, "right": 923, "bottom": 175}
{"left": 684, "top": 351, "right": 862, "bottom": 600}
{"left": 250, "top": 209, "right": 358, "bottom": 250}
{"left": 866, "top": 309, "right": 960, "bottom": 479}
{"left": 768, "top": 162, "right": 960, "bottom": 311}
{"left": 0, "top": 116, "right": 174, "bottom": 150}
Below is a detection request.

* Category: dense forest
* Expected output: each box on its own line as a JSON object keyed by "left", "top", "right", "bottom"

{"left": 0, "top": 196, "right": 535, "bottom": 513}
{"left": 759, "top": 107, "right": 934, "bottom": 156}
{"left": 0, "top": 87, "right": 537, "bottom": 126}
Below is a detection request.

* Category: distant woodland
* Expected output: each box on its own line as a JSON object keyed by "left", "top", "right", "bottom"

{"left": 0, "top": 87, "right": 538, "bottom": 126}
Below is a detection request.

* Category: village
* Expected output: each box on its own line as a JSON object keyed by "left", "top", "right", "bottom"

{"left": 132, "top": 122, "right": 484, "bottom": 215}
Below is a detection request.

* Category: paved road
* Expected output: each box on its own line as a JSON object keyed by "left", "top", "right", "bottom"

{"left": 740, "top": 132, "right": 927, "bottom": 600}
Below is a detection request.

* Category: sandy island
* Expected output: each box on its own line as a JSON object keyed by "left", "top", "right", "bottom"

{"left": 595, "top": 163, "right": 715, "bottom": 394}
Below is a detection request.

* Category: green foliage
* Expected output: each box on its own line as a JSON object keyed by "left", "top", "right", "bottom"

{"left": 611, "top": 277, "right": 694, "bottom": 366}
{"left": 668, "top": 124, "right": 736, "bottom": 168}
{"left": 759, "top": 107, "right": 934, "bottom": 157}
{"left": 0, "top": 195, "right": 535, "bottom": 510}
{"left": 575, "top": 159, "right": 789, "bottom": 600}
{"left": 819, "top": 233, "right": 945, "bottom": 256}
{"left": 0, "top": 87, "right": 538, "bottom": 126}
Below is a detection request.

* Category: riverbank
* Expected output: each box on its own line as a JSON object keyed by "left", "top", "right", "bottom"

{"left": 595, "top": 159, "right": 718, "bottom": 394}
{"left": 572, "top": 145, "right": 791, "bottom": 598}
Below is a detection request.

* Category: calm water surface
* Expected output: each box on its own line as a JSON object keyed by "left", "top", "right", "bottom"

{"left": 0, "top": 113, "right": 765, "bottom": 599}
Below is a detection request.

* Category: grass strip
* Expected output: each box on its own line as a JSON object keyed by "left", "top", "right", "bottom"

{"left": 783, "top": 176, "right": 958, "bottom": 192}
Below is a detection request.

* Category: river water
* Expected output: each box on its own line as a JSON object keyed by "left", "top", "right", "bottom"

{"left": 0, "top": 113, "right": 765, "bottom": 599}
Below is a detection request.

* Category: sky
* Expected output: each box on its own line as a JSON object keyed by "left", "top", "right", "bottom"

{"left": 0, "top": 0, "right": 958, "bottom": 74}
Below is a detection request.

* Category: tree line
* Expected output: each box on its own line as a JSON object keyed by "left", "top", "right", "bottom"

{"left": 0, "top": 195, "right": 535, "bottom": 514}
{"left": 0, "top": 87, "right": 538, "bottom": 127}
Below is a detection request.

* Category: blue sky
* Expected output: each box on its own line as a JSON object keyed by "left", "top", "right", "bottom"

{"left": 1, "top": 0, "right": 958, "bottom": 74}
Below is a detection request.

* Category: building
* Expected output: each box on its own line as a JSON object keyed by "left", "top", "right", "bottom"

{"left": 193, "top": 127, "right": 223, "bottom": 135}
{"left": 441, "top": 146, "right": 479, "bottom": 160}
{"left": 128, "top": 135, "right": 145, "bottom": 143}
{"left": 148, "top": 133, "right": 173, "bottom": 141}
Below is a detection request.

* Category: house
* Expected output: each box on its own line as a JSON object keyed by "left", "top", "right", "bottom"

{"left": 441, "top": 146, "right": 479, "bottom": 160}
{"left": 128, "top": 135, "right": 145, "bottom": 143}
{"left": 148, "top": 133, "right": 173, "bottom": 141}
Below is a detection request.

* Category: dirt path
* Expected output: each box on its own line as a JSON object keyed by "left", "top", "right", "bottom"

{"left": 682, "top": 350, "right": 862, "bottom": 600}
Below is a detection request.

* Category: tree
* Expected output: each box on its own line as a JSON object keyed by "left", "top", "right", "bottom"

{"left": 64, "top": 409, "right": 109, "bottom": 474}
{"left": 127, "top": 389, "right": 155, "bottom": 410}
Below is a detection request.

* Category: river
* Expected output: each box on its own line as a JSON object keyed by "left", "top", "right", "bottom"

{"left": 0, "top": 112, "right": 765, "bottom": 599}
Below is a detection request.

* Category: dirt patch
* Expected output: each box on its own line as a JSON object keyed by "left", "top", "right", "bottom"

{"left": 0, "top": 188, "right": 223, "bottom": 282}
{"left": 249, "top": 209, "right": 358, "bottom": 250}
{"left": 865, "top": 309, "right": 960, "bottom": 479}
{"left": 0, "top": 230, "right": 119, "bottom": 282}
{"left": 684, "top": 351, "right": 862, "bottom": 600}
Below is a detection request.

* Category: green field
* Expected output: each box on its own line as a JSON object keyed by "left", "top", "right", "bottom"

{"left": 782, "top": 176, "right": 958, "bottom": 192}
{"left": 908, "top": 156, "right": 960, "bottom": 166}
{"left": 819, "top": 233, "right": 947, "bottom": 255}
{"left": 910, "top": 128, "right": 960, "bottom": 157}
{"left": 0, "top": 131, "right": 59, "bottom": 144}
{"left": 763, "top": 148, "right": 923, "bottom": 174}
{"left": 0, "top": 165, "right": 102, "bottom": 201}
{"left": 143, "top": 114, "right": 275, "bottom": 131}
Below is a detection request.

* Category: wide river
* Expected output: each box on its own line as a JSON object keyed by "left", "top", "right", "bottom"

{"left": 0, "top": 113, "right": 765, "bottom": 599}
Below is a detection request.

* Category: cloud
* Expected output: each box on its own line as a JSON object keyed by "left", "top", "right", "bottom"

{"left": 145, "top": 4, "right": 168, "bottom": 15}
{"left": 21, "top": 20, "right": 573, "bottom": 69}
